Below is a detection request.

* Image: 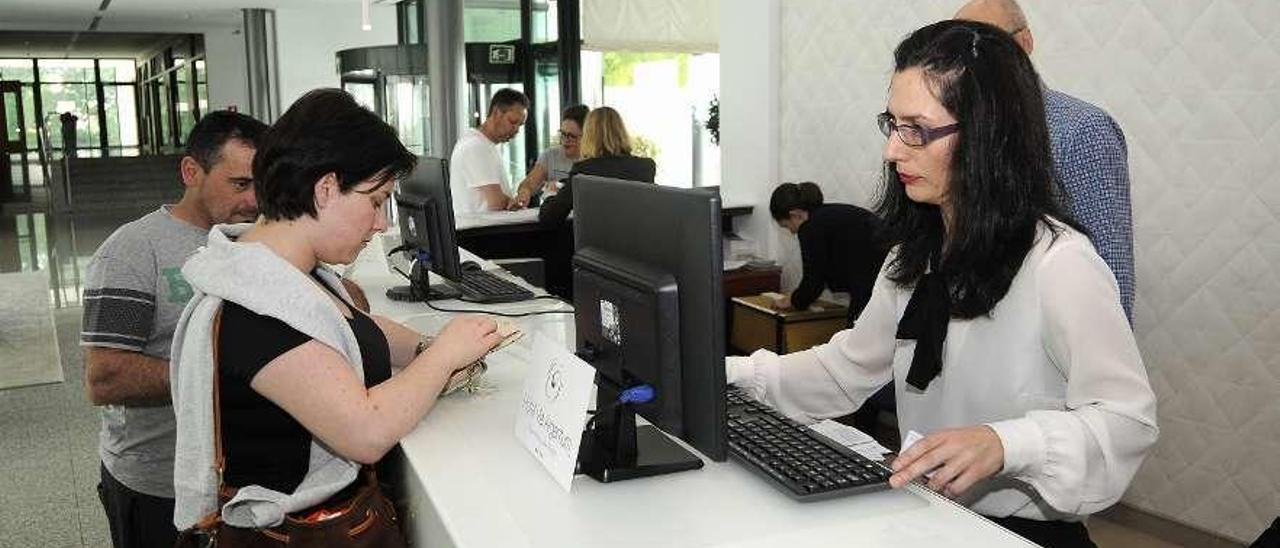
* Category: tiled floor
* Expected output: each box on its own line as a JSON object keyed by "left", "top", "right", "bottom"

{"left": 0, "top": 206, "right": 1236, "bottom": 548}
{"left": 1, "top": 207, "right": 143, "bottom": 548}
{"left": 0, "top": 308, "right": 111, "bottom": 547}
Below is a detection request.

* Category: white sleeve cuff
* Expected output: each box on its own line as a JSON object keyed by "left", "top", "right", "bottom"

{"left": 986, "top": 417, "right": 1046, "bottom": 478}
{"left": 726, "top": 350, "right": 783, "bottom": 404}
{"left": 726, "top": 355, "right": 755, "bottom": 386}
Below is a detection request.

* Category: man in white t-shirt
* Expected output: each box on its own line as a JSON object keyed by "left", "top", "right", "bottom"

{"left": 449, "top": 88, "right": 529, "bottom": 214}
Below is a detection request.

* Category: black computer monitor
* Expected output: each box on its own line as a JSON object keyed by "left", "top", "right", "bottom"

{"left": 571, "top": 176, "right": 727, "bottom": 482}
{"left": 388, "top": 156, "right": 464, "bottom": 301}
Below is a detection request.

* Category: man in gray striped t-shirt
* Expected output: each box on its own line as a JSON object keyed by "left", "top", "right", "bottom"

{"left": 81, "top": 111, "right": 265, "bottom": 548}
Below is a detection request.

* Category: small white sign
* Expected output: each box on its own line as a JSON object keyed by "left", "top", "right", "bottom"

{"left": 514, "top": 333, "right": 596, "bottom": 492}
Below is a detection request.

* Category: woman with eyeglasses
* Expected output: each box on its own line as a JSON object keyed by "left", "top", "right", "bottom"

{"left": 538, "top": 106, "right": 656, "bottom": 227}
{"left": 727, "top": 20, "right": 1155, "bottom": 548}
{"left": 510, "top": 104, "right": 589, "bottom": 209}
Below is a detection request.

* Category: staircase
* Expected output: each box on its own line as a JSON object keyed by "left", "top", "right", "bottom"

{"left": 53, "top": 155, "right": 186, "bottom": 213}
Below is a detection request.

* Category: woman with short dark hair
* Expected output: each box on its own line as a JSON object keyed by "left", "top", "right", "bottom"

{"left": 170, "top": 88, "right": 501, "bottom": 538}
{"left": 728, "top": 21, "right": 1156, "bottom": 548}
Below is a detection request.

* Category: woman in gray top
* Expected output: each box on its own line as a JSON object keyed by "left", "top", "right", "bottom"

{"left": 511, "top": 104, "right": 589, "bottom": 209}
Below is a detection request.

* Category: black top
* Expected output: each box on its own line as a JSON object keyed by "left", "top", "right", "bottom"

{"left": 792, "top": 204, "right": 888, "bottom": 318}
{"left": 538, "top": 154, "right": 657, "bottom": 227}
{"left": 217, "top": 275, "right": 391, "bottom": 493}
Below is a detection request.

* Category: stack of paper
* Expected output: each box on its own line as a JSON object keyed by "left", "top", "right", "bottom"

{"left": 808, "top": 420, "right": 893, "bottom": 462}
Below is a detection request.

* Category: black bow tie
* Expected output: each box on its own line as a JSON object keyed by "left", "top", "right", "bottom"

{"left": 896, "top": 269, "right": 951, "bottom": 391}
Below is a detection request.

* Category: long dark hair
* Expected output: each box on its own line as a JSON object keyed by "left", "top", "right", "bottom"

{"left": 875, "top": 20, "right": 1079, "bottom": 318}
{"left": 769, "top": 181, "right": 824, "bottom": 220}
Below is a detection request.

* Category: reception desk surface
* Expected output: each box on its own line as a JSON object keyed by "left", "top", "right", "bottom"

{"left": 345, "top": 235, "right": 1032, "bottom": 548}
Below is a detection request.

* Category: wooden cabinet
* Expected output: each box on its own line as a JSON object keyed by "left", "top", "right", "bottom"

{"left": 730, "top": 295, "right": 848, "bottom": 355}
{"left": 723, "top": 266, "right": 781, "bottom": 298}
{"left": 722, "top": 267, "right": 781, "bottom": 351}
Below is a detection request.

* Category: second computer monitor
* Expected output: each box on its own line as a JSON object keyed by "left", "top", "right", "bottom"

{"left": 396, "top": 156, "right": 462, "bottom": 282}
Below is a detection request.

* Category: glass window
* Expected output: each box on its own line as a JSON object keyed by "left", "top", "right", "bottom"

{"left": 176, "top": 64, "right": 195, "bottom": 141}
{"left": 0, "top": 58, "right": 35, "bottom": 82}
{"left": 41, "top": 81, "right": 100, "bottom": 151}
{"left": 532, "top": 55, "right": 560, "bottom": 153}
{"left": 4, "top": 97, "right": 20, "bottom": 142}
{"left": 582, "top": 51, "right": 720, "bottom": 188}
{"left": 384, "top": 74, "right": 430, "bottom": 156}
{"left": 156, "top": 79, "right": 171, "bottom": 149}
{"left": 38, "top": 59, "right": 95, "bottom": 83}
{"left": 99, "top": 59, "right": 136, "bottom": 83}
{"left": 22, "top": 87, "right": 37, "bottom": 153}
{"left": 104, "top": 85, "right": 139, "bottom": 148}
{"left": 401, "top": 0, "right": 422, "bottom": 43}
{"left": 531, "top": 0, "right": 558, "bottom": 44}
{"left": 345, "top": 81, "right": 377, "bottom": 112}
{"left": 194, "top": 60, "right": 207, "bottom": 114}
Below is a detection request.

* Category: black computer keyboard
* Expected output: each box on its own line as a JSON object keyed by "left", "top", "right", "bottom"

{"left": 726, "top": 387, "right": 892, "bottom": 501}
{"left": 455, "top": 269, "right": 536, "bottom": 303}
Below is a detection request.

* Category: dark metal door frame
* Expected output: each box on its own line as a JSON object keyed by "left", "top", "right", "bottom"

{"left": 1, "top": 80, "right": 32, "bottom": 202}
{"left": 519, "top": 0, "right": 580, "bottom": 166}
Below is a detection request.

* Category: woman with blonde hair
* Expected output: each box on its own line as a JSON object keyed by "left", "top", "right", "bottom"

{"left": 538, "top": 106, "right": 655, "bottom": 226}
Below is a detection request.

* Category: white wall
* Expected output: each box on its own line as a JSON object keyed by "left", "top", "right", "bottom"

{"left": 274, "top": 3, "right": 398, "bottom": 110}
{"left": 721, "top": 0, "right": 1280, "bottom": 542}
{"left": 718, "top": 0, "right": 783, "bottom": 264}
{"left": 203, "top": 23, "right": 249, "bottom": 112}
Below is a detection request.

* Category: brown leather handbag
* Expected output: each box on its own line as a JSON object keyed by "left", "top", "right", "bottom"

{"left": 175, "top": 309, "right": 408, "bottom": 548}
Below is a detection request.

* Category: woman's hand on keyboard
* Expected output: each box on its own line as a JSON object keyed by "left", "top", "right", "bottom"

{"left": 888, "top": 425, "right": 1004, "bottom": 498}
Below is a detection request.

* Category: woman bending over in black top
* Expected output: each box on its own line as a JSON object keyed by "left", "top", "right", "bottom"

{"left": 769, "top": 181, "right": 887, "bottom": 321}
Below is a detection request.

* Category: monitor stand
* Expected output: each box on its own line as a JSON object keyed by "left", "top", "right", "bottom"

{"left": 577, "top": 385, "right": 704, "bottom": 483}
{"left": 385, "top": 282, "right": 461, "bottom": 302}
{"left": 385, "top": 260, "right": 462, "bottom": 302}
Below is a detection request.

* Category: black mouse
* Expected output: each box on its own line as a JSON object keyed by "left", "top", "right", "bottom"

{"left": 461, "top": 260, "right": 482, "bottom": 272}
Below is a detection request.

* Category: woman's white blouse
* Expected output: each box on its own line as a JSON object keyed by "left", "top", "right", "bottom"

{"left": 727, "top": 222, "right": 1157, "bottom": 521}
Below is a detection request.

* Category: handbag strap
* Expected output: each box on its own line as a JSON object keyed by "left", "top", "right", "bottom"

{"left": 189, "top": 307, "right": 228, "bottom": 533}
{"left": 212, "top": 306, "right": 230, "bottom": 500}
{"left": 191, "top": 305, "right": 383, "bottom": 533}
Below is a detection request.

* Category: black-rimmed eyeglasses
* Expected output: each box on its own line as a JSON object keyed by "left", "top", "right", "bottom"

{"left": 876, "top": 112, "right": 959, "bottom": 147}
{"left": 559, "top": 130, "right": 581, "bottom": 140}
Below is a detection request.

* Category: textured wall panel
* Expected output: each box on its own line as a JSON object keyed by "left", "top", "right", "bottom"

{"left": 777, "top": 0, "right": 1280, "bottom": 542}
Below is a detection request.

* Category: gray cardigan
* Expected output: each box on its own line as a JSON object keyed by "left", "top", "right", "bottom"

{"left": 169, "top": 223, "right": 365, "bottom": 529}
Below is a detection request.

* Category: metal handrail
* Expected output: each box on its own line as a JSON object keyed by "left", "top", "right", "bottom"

{"left": 36, "top": 112, "right": 71, "bottom": 209}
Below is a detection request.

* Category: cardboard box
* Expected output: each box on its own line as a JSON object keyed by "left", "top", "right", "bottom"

{"left": 730, "top": 295, "right": 848, "bottom": 354}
